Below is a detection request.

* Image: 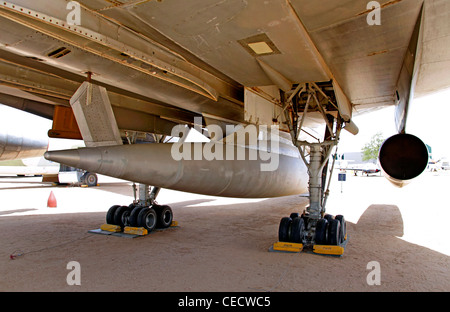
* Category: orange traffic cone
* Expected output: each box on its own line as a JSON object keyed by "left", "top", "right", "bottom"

{"left": 47, "top": 191, "right": 57, "bottom": 208}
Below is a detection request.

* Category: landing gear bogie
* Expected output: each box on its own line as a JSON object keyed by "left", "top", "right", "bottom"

{"left": 106, "top": 203, "right": 174, "bottom": 234}
{"left": 277, "top": 212, "right": 347, "bottom": 248}
{"left": 104, "top": 182, "right": 174, "bottom": 234}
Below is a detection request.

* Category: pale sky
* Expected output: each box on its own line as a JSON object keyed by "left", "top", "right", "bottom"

{"left": 408, "top": 89, "right": 450, "bottom": 159}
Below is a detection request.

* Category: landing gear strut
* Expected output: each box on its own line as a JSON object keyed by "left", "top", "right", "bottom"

{"left": 277, "top": 82, "right": 349, "bottom": 251}
{"left": 106, "top": 183, "right": 173, "bottom": 233}
{"left": 105, "top": 132, "right": 173, "bottom": 234}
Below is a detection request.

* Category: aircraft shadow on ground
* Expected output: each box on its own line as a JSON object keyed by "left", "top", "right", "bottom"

{"left": 0, "top": 208, "right": 38, "bottom": 216}
{"left": 355, "top": 204, "right": 404, "bottom": 237}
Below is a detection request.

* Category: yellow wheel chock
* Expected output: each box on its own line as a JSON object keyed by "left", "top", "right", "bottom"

{"left": 96, "top": 221, "right": 178, "bottom": 237}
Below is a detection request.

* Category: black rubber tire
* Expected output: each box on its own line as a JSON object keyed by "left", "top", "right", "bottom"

{"left": 290, "top": 217, "right": 305, "bottom": 243}
{"left": 128, "top": 206, "right": 144, "bottom": 227}
{"left": 137, "top": 207, "right": 157, "bottom": 232}
{"left": 324, "top": 214, "right": 334, "bottom": 222}
{"left": 289, "top": 212, "right": 299, "bottom": 220}
{"left": 328, "top": 219, "right": 341, "bottom": 246}
{"left": 335, "top": 215, "right": 346, "bottom": 243}
{"left": 153, "top": 205, "right": 173, "bottom": 229}
{"left": 315, "top": 218, "right": 328, "bottom": 245}
{"left": 113, "top": 205, "right": 132, "bottom": 228}
{"left": 278, "top": 217, "right": 292, "bottom": 242}
{"left": 106, "top": 205, "right": 120, "bottom": 224}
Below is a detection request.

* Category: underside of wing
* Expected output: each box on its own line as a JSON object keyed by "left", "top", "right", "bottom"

{"left": 0, "top": 0, "right": 448, "bottom": 137}
{"left": 2, "top": 1, "right": 446, "bottom": 244}
{"left": 71, "top": 0, "right": 448, "bottom": 115}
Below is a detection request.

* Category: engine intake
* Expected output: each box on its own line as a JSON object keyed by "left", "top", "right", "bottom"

{"left": 378, "top": 133, "right": 429, "bottom": 187}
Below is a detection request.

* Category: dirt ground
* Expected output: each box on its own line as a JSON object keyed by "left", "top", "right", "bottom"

{"left": 0, "top": 171, "right": 449, "bottom": 292}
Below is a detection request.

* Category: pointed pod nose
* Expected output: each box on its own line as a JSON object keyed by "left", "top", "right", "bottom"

{"left": 44, "top": 149, "right": 81, "bottom": 167}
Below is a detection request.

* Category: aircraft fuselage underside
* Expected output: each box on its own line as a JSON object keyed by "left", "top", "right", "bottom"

{"left": 5, "top": 0, "right": 440, "bottom": 252}
{"left": 43, "top": 78, "right": 349, "bottom": 249}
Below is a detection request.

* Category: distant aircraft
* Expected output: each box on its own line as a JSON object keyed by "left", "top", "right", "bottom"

{"left": 1, "top": 1, "right": 447, "bottom": 248}
{"left": 337, "top": 157, "right": 381, "bottom": 176}
{"left": 347, "top": 164, "right": 381, "bottom": 176}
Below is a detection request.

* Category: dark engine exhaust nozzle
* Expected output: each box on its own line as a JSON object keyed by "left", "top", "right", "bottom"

{"left": 378, "top": 133, "right": 429, "bottom": 187}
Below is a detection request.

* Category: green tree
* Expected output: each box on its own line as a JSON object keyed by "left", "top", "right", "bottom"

{"left": 361, "top": 132, "right": 385, "bottom": 162}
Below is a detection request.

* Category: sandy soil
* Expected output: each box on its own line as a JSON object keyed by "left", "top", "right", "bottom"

{"left": 0, "top": 171, "right": 449, "bottom": 292}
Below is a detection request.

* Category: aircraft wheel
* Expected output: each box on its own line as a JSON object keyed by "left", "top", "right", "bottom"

{"left": 327, "top": 219, "right": 341, "bottom": 246}
{"left": 84, "top": 172, "right": 98, "bottom": 187}
{"left": 106, "top": 205, "right": 120, "bottom": 224}
{"left": 290, "top": 217, "right": 305, "bottom": 243}
{"left": 114, "top": 205, "right": 132, "bottom": 228}
{"left": 137, "top": 207, "right": 157, "bottom": 232}
{"left": 154, "top": 205, "right": 173, "bottom": 229}
{"left": 278, "top": 217, "right": 292, "bottom": 242}
{"left": 128, "top": 206, "right": 145, "bottom": 227}
{"left": 314, "top": 218, "right": 328, "bottom": 245}
{"left": 335, "top": 215, "right": 346, "bottom": 243}
{"left": 289, "top": 212, "right": 299, "bottom": 219}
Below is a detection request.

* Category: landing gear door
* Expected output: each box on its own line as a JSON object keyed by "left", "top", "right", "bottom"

{"left": 244, "top": 86, "right": 288, "bottom": 132}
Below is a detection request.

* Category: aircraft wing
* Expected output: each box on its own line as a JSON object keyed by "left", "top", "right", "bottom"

{"left": 94, "top": 0, "right": 446, "bottom": 112}
{"left": 3, "top": 1, "right": 446, "bottom": 248}
{"left": 0, "top": 0, "right": 449, "bottom": 136}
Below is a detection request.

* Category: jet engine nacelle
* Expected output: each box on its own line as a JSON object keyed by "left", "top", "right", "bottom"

{"left": 0, "top": 105, "right": 50, "bottom": 162}
{"left": 378, "top": 133, "right": 429, "bottom": 187}
{"left": 0, "top": 131, "right": 48, "bottom": 161}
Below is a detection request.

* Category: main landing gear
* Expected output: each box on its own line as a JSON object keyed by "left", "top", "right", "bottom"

{"left": 278, "top": 213, "right": 347, "bottom": 246}
{"left": 274, "top": 82, "right": 351, "bottom": 255}
{"left": 105, "top": 184, "right": 173, "bottom": 233}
